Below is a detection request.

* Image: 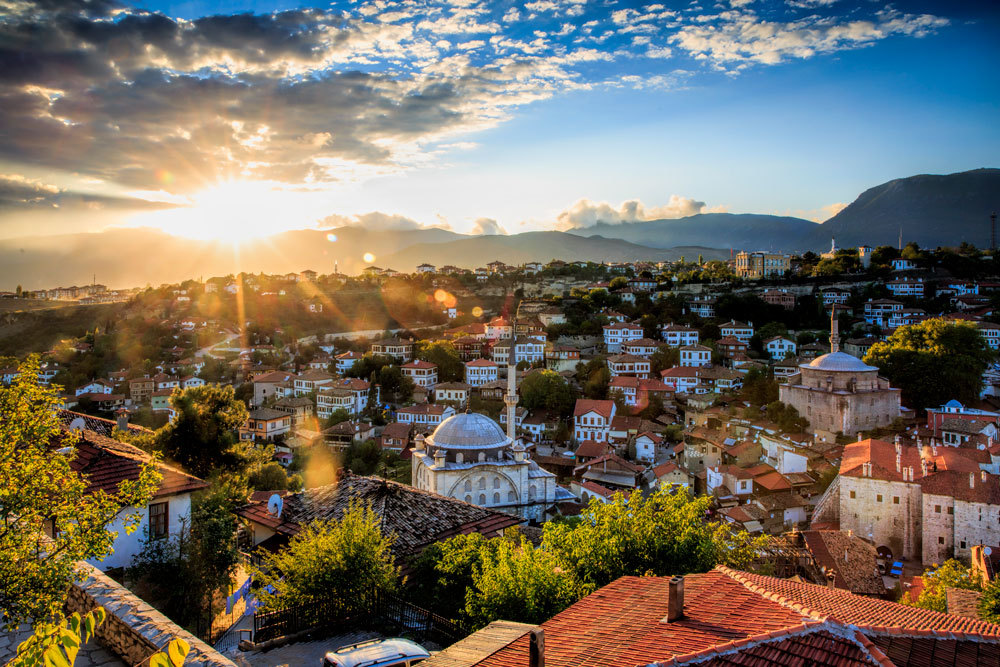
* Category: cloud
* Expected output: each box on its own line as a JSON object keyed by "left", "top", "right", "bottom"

{"left": 555, "top": 196, "right": 713, "bottom": 229}
{"left": 780, "top": 202, "right": 848, "bottom": 222}
{"left": 470, "top": 217, "right": 507, "bottom": 235}
{"left": 0, "top": 173, "right": 177, "bottom": 212}
{"left": 670, "top": 7, "right": 948, "bottom": 69}
{"left": 320, "top": 211, "right": 451, "bottom": 231}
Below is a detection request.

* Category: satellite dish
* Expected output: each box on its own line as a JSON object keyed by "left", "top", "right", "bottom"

{"left": 267, "top": 493, "right": 283, "bottom": 518}
{"left": 69, "top": 417, "right": 86, "bottom": 431}
{"left": 986, "top": 547, "right": 993, "bottom": 556}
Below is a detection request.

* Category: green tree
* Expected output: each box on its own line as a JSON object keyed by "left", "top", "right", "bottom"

{"left": 250, "top": 501, "right": 399, "bottom": 611}
{"left": 154, "top": 384, "right": 251, "bottom": 477}
{"left": 609, "top": 276, "right": 629, "bottom": 290}
{"left": 518, "top": 369, "right": 576, "bottom": 417}
{"left": 0, "top": 357, "right": 161, "bottom": 631}
{"left": 248, "top": 461, "right": 291, "bottom": 491}
{"left": 649, "top": 346, "right": 679, "bottom": 375}
{"left": 741, "top": 368, "right": 779, "bottom": 406}
{"left": 127, "top": 489, "right": 240, "bottom": 630}
{"left": 464, "top": 535, "right": 591, "bottom": 630}
{"left": 978, "top": 577, "right": 1000, "bottom": 623}
{"left": 416, "top": 340, "right": 464, "bottom": 383}
{"left": 408, "top": 532, "right": 500, "bottom": 622}
{"left": 865, "top": 319, "right": 993, "bottom": 412}
{"left": 905, "top": 559, "right": 980, "bottom": 612}
{"left": 378, "top": 365, "right": 415, "bottom": 404}
{"left": 542, "top": 488, "right": 764, "bottom": 589}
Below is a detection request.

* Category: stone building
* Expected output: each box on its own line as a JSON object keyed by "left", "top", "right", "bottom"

{"left": 837, "top": 436, "right": 1000, "bottom": 565}
{"left": 779, "top": 316, "right": 900, "bottom": 439}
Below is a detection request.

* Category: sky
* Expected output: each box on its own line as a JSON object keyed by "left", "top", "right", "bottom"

{"left": 0, "top": 0, "right": 997, "bottom": 241}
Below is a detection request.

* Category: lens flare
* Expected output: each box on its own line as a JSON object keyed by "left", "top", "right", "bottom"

{"left": 434, "top": 289, "right": 457, "bottom": 308}
{"left": 326, "top": 233, "right": 337, "bottom": 242}
{"left": 472, "top": 306, "right": 483, "bottom": 317}
{"left": 363, "top": 252, "right": 376, "bottom": 263}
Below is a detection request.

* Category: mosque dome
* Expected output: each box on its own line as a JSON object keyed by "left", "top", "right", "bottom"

{"left": 427, "top": 412, "right": 510, "bottom": 449}
{"left": 802, "top": 351, "right": 877, "bottom": 373}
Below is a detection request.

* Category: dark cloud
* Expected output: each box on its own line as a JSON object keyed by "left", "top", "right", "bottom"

{"left": 0, "top": 174, "right": 178, "bottom": 212}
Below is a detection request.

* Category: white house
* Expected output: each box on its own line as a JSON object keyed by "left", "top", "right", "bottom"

{"left": 719, "top": 320, "right": 754, "bottom": 344}
{"left": 70, "top": 429, "right": 208, "bottom": 571}
{"left": 401, "top": 360, "right": 438, "bottom": 389}
{"left": 864, "top": 299, "right": 903, "bottom": 326}
{"left": 434, "top": 382, "right": 471, "bottom": 406}
{"left": 573, "top": 399, "right": 616, "bottom": 443}
{"left": 486, "top": 317, "right": 513, "bottom": 340}
{"left": 293, "top": 370, "right": 335, "bottom": 396}
{"left": 606, "top": 354, "right": 651, "bottom": 378}
{"left": 887, "top": 277, "right": 925, "bottom": 298}
{"left": 316, "top": 378, "right": 372, "bottom": 417}
{"left": 634, "top": 432, "right": 662, "bottom": 464}
{"left": 603, "top": 322, "right": 644, "bottom": 353}
{"left": 679, "top": 344, "right": 711, "bottom": 368}
{"left": 416, "top": 263, "right": 436, "bottom": 273}
{"left": 396, "top": 403, "right": 456, "bottom": 427}
{"left": 892, "top": 258, "right": 916, "bottom": 271}
{"left": 335, "top": 350, "right": 362, "bottom": 373}
{"left": 764, "top": 336, "right": 797, "bottom": 361}
{"left": 465, "top": 358, "right": 499, "bottom": 386}
{"left": 660, "top": 324, "right": 700, "bottom": 348}
{"left": 75, "top": 379, "right": 114, "bottom": 397}
{"left": 621, "top": 338, "right": 658, "bottom": 358}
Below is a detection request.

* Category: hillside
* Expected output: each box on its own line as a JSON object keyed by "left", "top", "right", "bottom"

{"left": 378, "top": 231, "right": 728, "bottom": 271}
{"left": 0, "top": 226, "right": 464, "bottom": 290}
{"left": 809, "top": 168, "right": 1000, "bottom": 249}
{"left": 571, "top": 213, "right": 818, "bottom": 253}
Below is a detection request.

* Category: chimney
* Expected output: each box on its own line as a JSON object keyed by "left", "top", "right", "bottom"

{"left": 826, "top": 569, "right": 837, "bottom": 589}
{"left": 529, "top": 629, "right": 545, "bottom": 667}
{"left": 896, "top": 453, "right": 901, "bottom": 473}
{"left": 666, "top": 576, "right": 685, "bottom": 622}
{"left": 857, "top": 432, "right": 863, "bottom": 442}
{"left": 983, "top": 470, "right": 988, "bottom": 483}
{"left": 970, "top": 472, "right": 976, "bottom": 489}
{"left": 115, "top": 408, "right": 129, "bottom": 432}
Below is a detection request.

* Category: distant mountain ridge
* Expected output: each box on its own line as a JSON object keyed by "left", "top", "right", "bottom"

{"left": 570, "top": 169, "right": 999, "bottom": 252}
{"left": 571, "top": 213, "right": 818, "bottom": 253}
{"left": 803, "top": 168, "right": 1000, "bottom": 249}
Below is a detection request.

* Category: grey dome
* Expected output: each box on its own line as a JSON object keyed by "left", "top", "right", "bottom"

{"left": 428, "top": 412, "right": 509, "bottom": 449}
{"left": 803, "top": 351, "right": 877, "bottom": 372}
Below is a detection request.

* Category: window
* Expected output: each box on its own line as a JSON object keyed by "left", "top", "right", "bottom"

{"left": 493, "top": 492, "right": 500, "bottom": 504}
{"left": 893, "top": 496, "right": 899, "bottom": 505}
{"left": 876, "top": 494, "right": 883, "bottom": 503}
{"left": 149, "top": 502, "right": 168, "bottom": 540}
{"left": 948, "top": 506, "right": 954, "bottom": 515}
{"left": 961, "top": 541, "right": 967, "bottom": 549}
{"left": 938, "top": 536, "right": 944, "bottom": 544}
{"left": 935, "top": 505, "right": 941, "bottom": 513}
{"left": 849, "top": 490, "right": 856, "bottom": 499}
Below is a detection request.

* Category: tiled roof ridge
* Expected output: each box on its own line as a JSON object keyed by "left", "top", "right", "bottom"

{"left": 715, "top": 566, "right": 829, "bottom": 622}
{"left": 716, "top": 566, "right": 1000, "bottom": 637}
{"left": 646, "top": 620, "right": 888, "bottom": 667}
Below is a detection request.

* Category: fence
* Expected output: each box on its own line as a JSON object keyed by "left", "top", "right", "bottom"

{"left": 247, "top": 590, "right": 466, "bottom": 648}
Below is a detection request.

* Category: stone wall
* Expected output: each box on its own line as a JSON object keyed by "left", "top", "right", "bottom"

{"left": 66, "top": 562, "right": 237, "bottom": 667}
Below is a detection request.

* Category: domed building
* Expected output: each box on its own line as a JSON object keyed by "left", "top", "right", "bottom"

{"left": 779, "top": 315, "right": 901, "bottom": 439}
{"left": 410, "top": 411, "right": 561, "bottom": 521}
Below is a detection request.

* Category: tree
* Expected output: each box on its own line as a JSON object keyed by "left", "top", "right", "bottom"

{"left": 741, "top": 367, "right": 779, "bottom": 406}
{"left": 248, "top": 461, "right": 292, "bottom": 491}
{"left": 378, "top": 365, "right": 414, "bottom": 403}
{"left": 764, "top": 400, "right": 809, "bottom": 432}
{"left": 154, "top": 384, "right": 251, "bottom": 477}
{"left": 0, "top": 357, "right": 161, "bottom": 631}
{"left": 649, "top": 347, "right": 679, "bottom": 375}
{"left": 408, "top": 532, "right": 500, "bottom": 622}
{"left": 542, "top": 488, "right": 765, "bottom": 589}
{"left": 127, "top": 488, "right": 240, "bottom": 631}
{"left": 905, "top": 559, "right": 980, "bottom": 612}
{"left": 978, "top": 577, "right": 1000, "bottom": 623}
{"left": 464, "top": 535, "right": 591, "bottom": 630}
{"left": 519, "top": 369, "right": 575, "bottom": 417}
{"left": 609, "top": 276, "right": 629, "bottom": 290}
{"left": 865, "top": 319, "right": 993, "bottom": 412}
{"left": 251, "top": 501, "right": 399, "bottom": 612}
{"left": 416, "top": 340, "right": 464, "bottom": 382}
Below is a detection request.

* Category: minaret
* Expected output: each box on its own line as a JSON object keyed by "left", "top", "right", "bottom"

{"left": 504, "top": 314, "right": 517, "bottom": 442}
{"left": 830, "top": 308, "right": 840, "bottom": 354}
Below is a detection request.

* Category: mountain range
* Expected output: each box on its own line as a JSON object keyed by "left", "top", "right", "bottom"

{"left": 0, "top": 168, "right": 995, "bottom": 290}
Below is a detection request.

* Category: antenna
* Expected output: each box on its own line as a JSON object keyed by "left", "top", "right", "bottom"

{"left": 898, "top": 226, "right": 902, "bottom": 251}
{"left": 266, "top": 493, "right": 284, "bottom": 518}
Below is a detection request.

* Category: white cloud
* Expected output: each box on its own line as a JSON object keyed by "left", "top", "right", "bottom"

{"left": 470, "top": 217, "right": 507, "bottom": 235}
{"left": 322, "top": 211, "right": 442, "bottom": 231}
{"left": 555, "top": 195, "right": 713, "bottom": 229}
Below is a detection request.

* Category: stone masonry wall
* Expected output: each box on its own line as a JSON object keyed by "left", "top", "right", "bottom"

{"left": 67, "top": 562, "right": 236, "bottom": 667}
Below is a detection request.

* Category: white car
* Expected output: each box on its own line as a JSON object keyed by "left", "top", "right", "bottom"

{"left": 321, "top": 637, "right": 430, "bottom": 667}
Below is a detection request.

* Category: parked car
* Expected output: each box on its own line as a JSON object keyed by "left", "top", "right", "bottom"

{"left": 321, "top": 637, "right": 430, "bottom": 667}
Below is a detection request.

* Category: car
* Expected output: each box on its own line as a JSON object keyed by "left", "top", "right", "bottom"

{"left": 321, "top": 637, "right": 430, "bottom": 667}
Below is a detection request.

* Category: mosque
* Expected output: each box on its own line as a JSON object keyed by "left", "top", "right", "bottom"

{"left": 411, "top": 319, "right": 568, "bottom": 521}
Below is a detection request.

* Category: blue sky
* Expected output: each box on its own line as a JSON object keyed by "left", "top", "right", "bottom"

{"left": 0, "top": 0, "right": 997, "bottom": 239}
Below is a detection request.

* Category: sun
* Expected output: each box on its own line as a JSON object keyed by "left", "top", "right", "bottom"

{"left": 132, "top": 181, "right": 319, "bottom": 241}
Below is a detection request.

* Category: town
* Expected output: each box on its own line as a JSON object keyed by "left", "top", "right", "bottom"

{"left": 6, "top": 241, "right": 1000, "bottom": 665}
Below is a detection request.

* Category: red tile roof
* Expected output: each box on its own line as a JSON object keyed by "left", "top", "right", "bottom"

{"left": 574, "top": 399, "right": 615, "bottom": 418}
{"left": 69, "top": 429, "right": 207, "bottom": 499}
{"left": 473, "top": 566, "right": 1000, "bottom": 667}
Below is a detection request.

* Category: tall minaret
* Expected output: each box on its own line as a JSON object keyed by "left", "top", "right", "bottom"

{"left": 830, "top": 307, "right": 840, "bottom": 354}
{"left": 504, "top": 313, "right": 517, "bottom": 442}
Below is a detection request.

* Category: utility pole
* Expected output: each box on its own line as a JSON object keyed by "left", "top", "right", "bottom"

{"left": 991, "top": 212, "right": 997, "bottom": 252}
